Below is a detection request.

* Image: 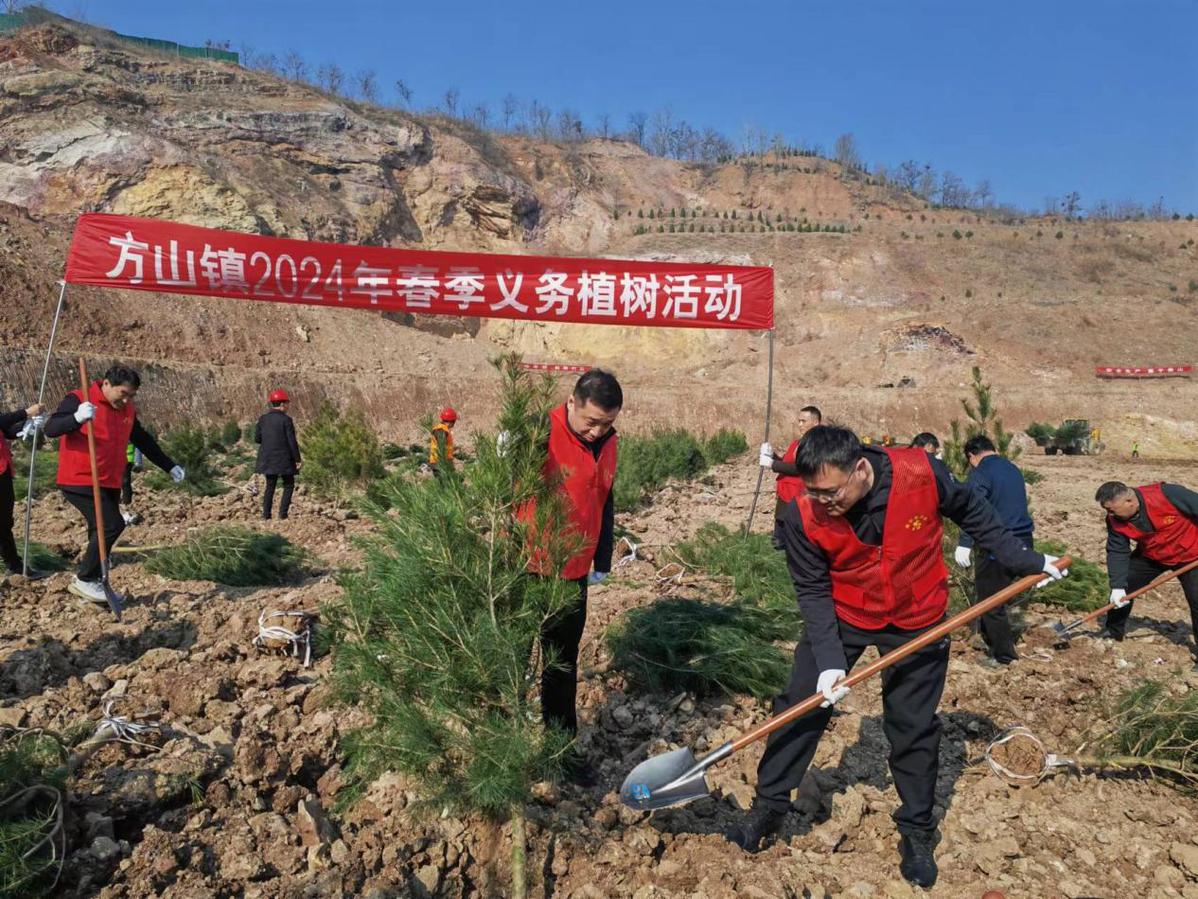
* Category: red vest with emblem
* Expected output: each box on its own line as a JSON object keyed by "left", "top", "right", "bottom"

{"left": 796, "top": 447, "right": 948, "bottom": 630}
{"left": 524, "top": 404, "right": 619, "bottom": 580}
{"left": 0, "top": 433, "right": 11, "bottom": 478}
{"left": 776, "top": 439, "right": 806, "bottom": 505}
{"left": 57, "top": 382, "right": 136, "bottom": 489}
{"left": 1109, "top": 484, "right": 1198, "bottom": 567}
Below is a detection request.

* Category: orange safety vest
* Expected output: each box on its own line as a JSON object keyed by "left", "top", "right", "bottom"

{"left": 428, "top": 422, "right": 454, "bottom": 464}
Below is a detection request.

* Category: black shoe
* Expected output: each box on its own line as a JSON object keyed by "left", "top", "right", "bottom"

{"left": 1106, "top": 628, "right": 1125, "bottom": 642}
{"left": 899, "top": 831, "right": 938, "bottom": 888}
{"left": 723, "top": 804, "right": 785, "bottom": 852}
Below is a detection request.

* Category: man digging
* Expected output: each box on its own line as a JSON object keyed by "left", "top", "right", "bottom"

{"left": 725, "top": 426, "right": 1066, "bottom": 887}
{"left": 44, "top": 365, "right": 184, "bottom": 606}
{"left": 1096, "top": 480, "right": 1198, "bottom": 663}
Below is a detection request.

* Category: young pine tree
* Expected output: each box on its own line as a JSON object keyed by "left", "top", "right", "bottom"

{"left": 326, "top": 356, "right": 578, "bottom": 898}
{"left": 942, "top": 366, "right": 1020, "bottom": 479}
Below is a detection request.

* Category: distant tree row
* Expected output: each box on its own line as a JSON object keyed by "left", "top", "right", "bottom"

{"left": 228, "top": 45, "right": 1186, "bottom": 221}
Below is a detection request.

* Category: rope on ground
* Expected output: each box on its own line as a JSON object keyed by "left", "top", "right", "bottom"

{"left": 94, "top": 697, "right": 162, "bottom": 752}
{"left": 985, "top": 726, "right": 1071, "bottom": 784}
{"left": 655, "top": 562, "right": 686, "bottom": 593}
{"left": 614, "top": 537, "right": 638, "bottom": 569}
{"left": 253, "top": 609, "right": 316, "bottom": 667}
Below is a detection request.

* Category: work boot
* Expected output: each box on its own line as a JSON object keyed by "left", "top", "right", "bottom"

{"left": 898, "top": 830, "right": 939, "bottom": 888}
{"left": 68, "top": 577, "right": 108, "bottom": 605}
{"left": 723, "top": 804, "right": 785, "bottom": 852}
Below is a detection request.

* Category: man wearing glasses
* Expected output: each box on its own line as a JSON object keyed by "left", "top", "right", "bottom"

{"left": 725, "top": 426, "right": 1065, "bottom": 887}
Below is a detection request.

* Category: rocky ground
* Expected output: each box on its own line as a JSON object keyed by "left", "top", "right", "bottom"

{"left": 3, "top": 449, "right": 1198, "bottom": 898}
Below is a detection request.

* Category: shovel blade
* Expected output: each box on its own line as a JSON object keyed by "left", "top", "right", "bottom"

{"left": 619, "top": 747, "right": 710, "bottom": 811}
{"left": 101, "top": 574, "right": 123, "bottom": 621}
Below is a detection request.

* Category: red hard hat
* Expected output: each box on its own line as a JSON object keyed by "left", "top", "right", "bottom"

{"left": 269, "top": 389, "right": 290, "bottom": 403}
{"left": 439, "top": 407, "right": 458, "bottom": 423}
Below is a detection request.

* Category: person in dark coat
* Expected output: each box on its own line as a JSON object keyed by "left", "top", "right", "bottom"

{"left": 255, "top": 389, "right": 301, "bottom": 520}
{"left": 1, "top": 398, "right": 47, "bottom": 579}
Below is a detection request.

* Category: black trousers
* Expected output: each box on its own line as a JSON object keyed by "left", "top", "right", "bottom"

{"left": 1104, "top": 554, "right": 1198, "bottom": 646}
{"left": 541, "top": 578, "right": 588, "bottom": 735}
{"left": 63, "top": 487, "right": 124, "bottom": 581}
{"left": 973, "top": 553, "right": 1021, "bottom": 662}
{"left": 0, "top": 471, "right": 22, "bottom": 572}
{"left": 755, "top": 617, "right": 950, "bottom": 835}
{"left": 120, "top": 465, "right": 133, "bottom": 506}
{"left": 262, "top": 475, "right": 295, "bottom": 519}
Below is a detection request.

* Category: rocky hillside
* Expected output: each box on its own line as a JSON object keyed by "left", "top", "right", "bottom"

{"left": 1, "top": 17, "right": 1196, "bottom": 453}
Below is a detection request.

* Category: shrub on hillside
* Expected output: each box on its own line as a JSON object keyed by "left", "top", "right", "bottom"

{"left": 675, "top": 523, "right": 793, "bottom": 610}
{"left": 221, "top": 420, "right": 241, "bottom": 447}
{"left": 300, "top": 405, "right": 385, "bottom": 498}
{"left": 614, "top": 428, "right": 748, "bottom": 511}
{"left": 145, "top": 424, "right": 225, "bottom": 496}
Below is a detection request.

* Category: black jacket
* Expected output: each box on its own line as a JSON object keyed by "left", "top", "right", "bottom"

{"left": 255, "top": 410, "right": 301, "bottom": 476}
{"left": 0, "top": 409, "right": 29, "bottom": 441}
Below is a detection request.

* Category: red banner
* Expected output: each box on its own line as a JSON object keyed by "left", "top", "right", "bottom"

{"left": 518, "top": 362, "right": 592, "bottom": 374}
{"left": 64, "top": 214, "right": 773, "bottom": 330}
{"left": 1095, "top": 365, "right": 1193, "bottom": 379}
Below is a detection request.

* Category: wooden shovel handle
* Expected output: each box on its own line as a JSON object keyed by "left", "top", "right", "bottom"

{"left": 1067, "top": 556, "right": 1198, "bottom": 630}
{"left": 731, "top": 555, "right": 1073, "bottom": 752}
{"left": 78, "top": 359, "right": 109, "bottom": 569}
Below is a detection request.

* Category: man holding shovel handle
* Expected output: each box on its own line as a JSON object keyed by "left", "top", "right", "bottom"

{"left": 1096, "top": 480, "right": 1198, "bottom": 660}
{"left": 725, "top": 426, "right": 1067, "bottom": 887}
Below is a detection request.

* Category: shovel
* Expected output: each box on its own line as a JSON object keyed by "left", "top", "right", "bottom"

{"left": 1048, "top": 557, "right": 1198, "bottom": 646}
{"left": 619, "top": 556, "right": 1072, "bottom": 811}
{"left": 79, "top": 358, "right": 123, "bottom": 620}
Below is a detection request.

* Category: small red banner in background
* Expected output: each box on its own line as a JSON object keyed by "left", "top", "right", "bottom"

{"left": 66, "top": 214, "right": 774, "bottom": 331}
{"left": 1095, "top": 365, "right": 1193, "bottom": 379}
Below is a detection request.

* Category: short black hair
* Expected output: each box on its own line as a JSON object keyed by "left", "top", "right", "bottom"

{"left": 1095, "top": 481, "right": 1133, "bottom": 504}
{"left": 963, "top": 434, "right": 996, "bottom": 457}
{"left": 795, "top": 425, "right": 862, "bottom": 478}
{"left": 800, "top": 405, "right": 822, "bottom": 421}
{"left": 573, "top": 368, "right": 623, "bottom": 411}
{"left": 270, "top": 400, "right": 286, "bottom": 409}
{"left": 910, "top": 432, "right": 940, "bottom": 451}
{"left": 103, "top": 365, "right": 141, "bottom": 390}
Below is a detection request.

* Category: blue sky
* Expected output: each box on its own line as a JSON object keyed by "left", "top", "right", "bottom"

{"left": 44, "top": 0, "right": 1198, "bottom": 213}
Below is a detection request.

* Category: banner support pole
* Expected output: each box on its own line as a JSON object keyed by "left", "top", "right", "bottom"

{"left": 744, "top": 327, "right": 775, "bottom": 537}
{"left": 23, "top": 280, "right": 67, "bottom": 577}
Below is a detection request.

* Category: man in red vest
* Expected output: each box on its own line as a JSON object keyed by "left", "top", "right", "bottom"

{"left": 44, "top": 365, "right": 184, "bottom": 606}
{"left": 533, "top": 369, "right": 620, "bottom": 780}
{"left": 1096, "top": 480, "right": 1198, "bottom": 649}
{"left": 760, "top": 405, "right": 821, "bottom": 540}
{"left": 725, "top": 426, "right": 1064, "bottom": 888}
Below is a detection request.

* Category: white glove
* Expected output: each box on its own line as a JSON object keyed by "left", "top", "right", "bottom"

{"left": 954, "top": 546, "right": 972, "bottom": 569}
{"left": 16, "top": 415, "right": 45, "bottom": 440}
{"left": 1035, "top": 554, "right": 1068, "bottom": 589}
{"left": 170, "top": 465, "right": 186, "bottom": 483}
{"left": 74, "top": 402, "right": 95, "bottom": 424}
{"left": 496, "top": 430, "right": 511, "bottom": 458}
{"left": 1109, "top": 588, "right": 1129, "bottom": 609}
{"left": 758, "top": 442, "right": 775, "bottom": 468}
{"left": 816, "top": 669, "right": 849, "bottom": 708}
{"left": 588, "top": 571, "right": 608, "bottom": 586}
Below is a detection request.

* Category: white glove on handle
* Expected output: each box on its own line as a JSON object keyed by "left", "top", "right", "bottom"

{"left": 588, "top": 571, "right": 608, "bottom": 586}
{"left": 74, "top": 401, "right": 95, "bottom": 424}
{"left": 170, "top": 465, "right": 186, "bottom": 483}
{"left": 1035, "top": 553, "right": 1068, "bottom": 589}
{"left": 816, "top": 669, "right": 849, "bottom": 708}
{"left": 1109, "top": 588, "right": 1129, "bottom": 609}
{"left": 758, "top": 442, "right": 775, "bottom": 469}
{"left": 954, "top": 546, "right": 972, "bottom": 569}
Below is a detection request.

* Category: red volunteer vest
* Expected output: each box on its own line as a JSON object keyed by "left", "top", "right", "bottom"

{"left": 524, "top": 404, "right": 618, "bottom": 580}
{"left": 797, "top": 447, "right": 948, "bottom": 630}
{"left": 57, "top": 382, "right": 136, "bottom": 489}
{"left": 1109, "top": 484, "right": 1198, "bottom": 567}
{"left": 776, "top": 439, "right": 806, "bottom": 505}
{"left": 0, "top": 433, "right": 11, "bottom": 478}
